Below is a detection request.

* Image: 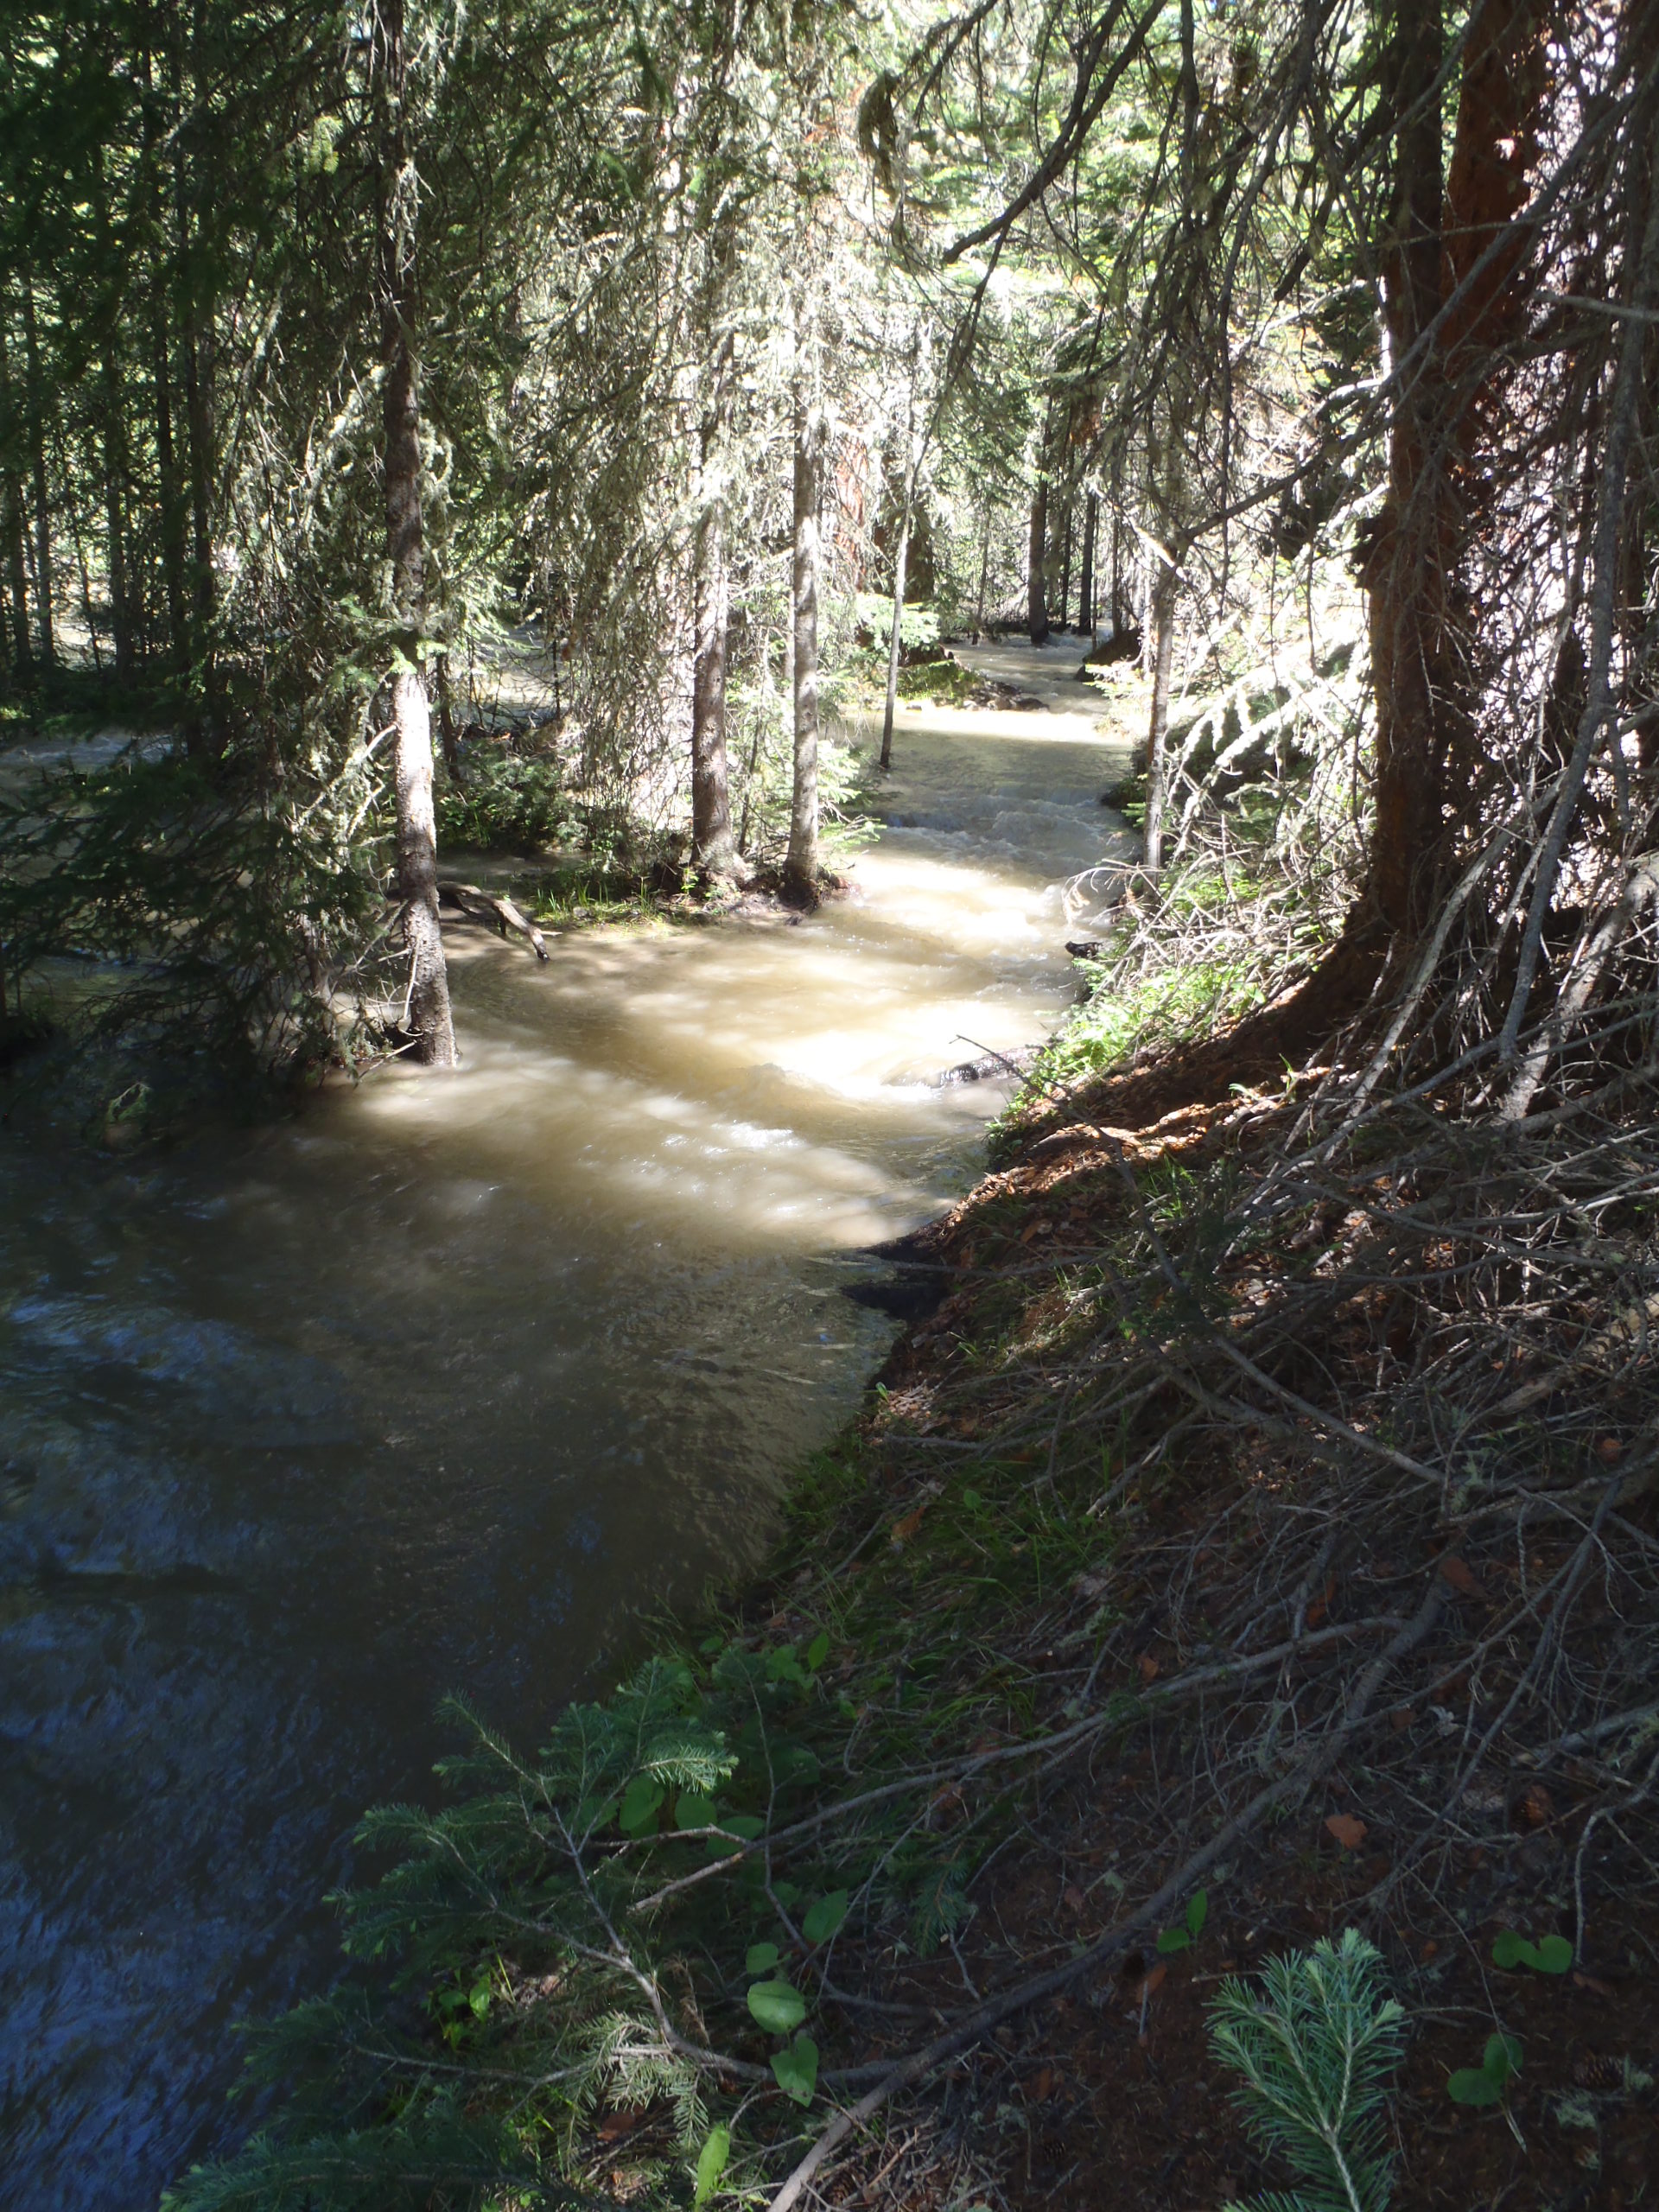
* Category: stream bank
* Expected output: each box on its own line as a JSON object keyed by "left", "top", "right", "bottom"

{"left": 168, "top": 839, "right": 1659, "bottom": 2212}
{"left": 1, "top": 694, "right": 1134, "bottom": 2212}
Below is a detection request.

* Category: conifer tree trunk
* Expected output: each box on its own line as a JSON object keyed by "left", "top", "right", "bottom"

{"left": 142, "top": 31, "right": 191, "bottom": 692}
{"left": 0, "top": 312, "right": 31, "bottom": 675}
{"left": 785, "top": 393, "right": 823, "bottom": 900}
{"left": 1079, "top": 492, "right": 1096, "bottom": 644}
{"left": 1058, "top": 499, "right": 1072, "bottom": 630}
{"left": 690, "top": 440, "right": 736, "bottom": 873}
{"left": 20, "top": 281, "right": 53, "bottom": 666}
{"left": 689, "top": 224, "right": 738, "bottom": 875}
{"left": 1143, "top": 556, "right": 1177, "bottom": 875}
{"left": 377, "top": 0, "right": 455, "bottom": 1066}
{"left": 92, "top": 152, "right": 134, "bottom": 677}
{"left": 1027, "top": 474, "right": 1049, "bottom": 644}
{"left": 879, "top": 491, "right": 910, "bottom": 772}
{"left": 1361, "top": 0, "right": 1449, "bottom": 938}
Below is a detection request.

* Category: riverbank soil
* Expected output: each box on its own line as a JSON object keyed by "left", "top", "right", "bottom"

{"left": 758, "top": 1039, "right": 1659, "bottom": 2210}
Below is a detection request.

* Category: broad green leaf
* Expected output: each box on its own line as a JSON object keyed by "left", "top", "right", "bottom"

{"left": 1447, "top": 2067, "right": 1502, "bottom": 2107}
{"left": 677, "top": 1792, "right": 718, "bottom": 1830}
{"left": 805, "top": 1631, "right": 831, "bottom": 1671}
{"left": 771, "top": 2032, "right": 818, "bottom": 2106}
{"left": 1185, "top": 1889, "right": 1209, "bottom": 1938}
{"left": 803, "top": 1890, "right": 849, "bottom": 1946}
{"left": 1533, "top": 1934, "right": 1572, "bottom": 1973}
{"left": 467, "top": 1975, "right": 493, "bottom": 2019}
{"left": 1485, "top": 2032, "right": 1522, "bottom": 2082}
{"left": 1155, "top": 1928, "right": 1192, "bottom": 1955}
{"left": 747, "top": 1980, "right": 807, "bottom": 2034}
{"left": 746, "top": 1942, "right": 781, "bottom": 1975}
{"left": 693, "top": 2124, "right": 731, "bottom": 2208}
{"left": 619, "top": 1776, "right": 664, "bottom": 1837}
{"left": 723, "top": 1813, "right": 765, "bottom": 1840}
{"left": 1491, "top": 1929, "right": 1527, "bottom": 1970}
{"left": 766, "top": 1647, "right": 808, "bottom": 1686}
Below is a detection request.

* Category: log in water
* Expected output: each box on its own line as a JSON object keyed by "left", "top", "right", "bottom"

{"left": 0, "top": 707, "right": 1130, "bottom": 2209}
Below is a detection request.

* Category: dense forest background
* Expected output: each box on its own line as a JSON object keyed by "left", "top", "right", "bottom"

{"left": 9, "top": 0, "right": 1647, "bottom": 1110}
{"left": 3, "top": 0, "right": 1658, "bottom": 2206}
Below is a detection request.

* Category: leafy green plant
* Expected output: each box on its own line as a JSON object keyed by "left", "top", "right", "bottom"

{"left": 1155, "top": 1887, "right": 1209, "bottom": 1955}
{"left": 1491, "top": 1929, "right": 1571, "bottom": 1974}
{"left": 1208, "top": 1927, "right": 1405, "bottom": 2212}
{"left": 1447, "top": 2031, "right": 1522, "bottom": 2108}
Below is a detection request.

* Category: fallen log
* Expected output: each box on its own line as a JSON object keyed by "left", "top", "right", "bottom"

{"left": 435, "top": 879, "right": 549, "bottom": 960}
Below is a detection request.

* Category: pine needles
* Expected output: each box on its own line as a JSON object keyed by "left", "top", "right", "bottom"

{"left": 1208, "top": 1929, "right": 1405, "bottom": 2212}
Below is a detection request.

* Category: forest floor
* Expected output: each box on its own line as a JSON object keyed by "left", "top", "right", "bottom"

{"left": 727, "top": 999, "right": 1659, "bottom": 2212}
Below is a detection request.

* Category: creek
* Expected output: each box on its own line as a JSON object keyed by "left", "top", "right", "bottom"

{"left": 0, "top": 702, "right": 1128, "bottom": 2209}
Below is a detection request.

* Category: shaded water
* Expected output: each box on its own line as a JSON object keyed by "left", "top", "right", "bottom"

{"left": 0, "top": 714, "right": 1129, "bottom": 2209}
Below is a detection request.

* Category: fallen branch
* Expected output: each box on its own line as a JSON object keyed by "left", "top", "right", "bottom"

{"left": 437, "top": 879, "right": 549, "bottom": 960}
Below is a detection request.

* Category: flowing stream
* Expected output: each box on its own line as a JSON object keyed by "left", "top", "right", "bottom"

{"left": 0, "top": 701, "right": 1129, "bottom": 2209}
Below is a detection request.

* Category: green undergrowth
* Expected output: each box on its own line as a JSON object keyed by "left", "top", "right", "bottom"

{"left": 162, "top": 1294, "right": 1155, "bottom": 2211}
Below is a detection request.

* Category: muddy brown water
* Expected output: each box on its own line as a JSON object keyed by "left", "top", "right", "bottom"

{"left": 0, "top": 712, "right": 1131, "bottom": 2209}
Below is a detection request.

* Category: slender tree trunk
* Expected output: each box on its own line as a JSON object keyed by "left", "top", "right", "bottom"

{"left": 1027, "top": 474, "right": 1049, "bottom": 645}
{"left": 0, "top": 312, "right": 32, "bottom": 676}
{"left": 785, "top": 393, "right": 823, "bottom": 899}
{"left": 377, "top": 0, "right": 455, "bottom": 1066}
{"left": 1079, "top": 493, "right": 1097, "bottom": 645}
{"left": 55, "top": 416, "right": 102, "bottom": 671}
{"left": 1058, "top": 499, "right": 1072, "bottom": 631}
{"left": 142, "top": 35, "right": 191, "bottom": 692}
{"left": 1143, "top": 557, "right": 1178, "bottom": 875}
{"left": 690, "top": 462, "right": 736, "bottom": 872}
{"left": 879, "top": 488, "right": 910, "bottom": 773}
{"left": 1, "top": 475, "right": 27, "bottom": 674}
{"left": 1110, "top": 501, "right": 1122, "bottom": 632}
{"left": 175, "top": 164, "right": 216, "bottom": 714}
{"left": 92, "top": 155, "right": 135, "bottom": 678}
{"left": 435, "top": 646, "right": 461, "bottom": 780}
{"left": 973, "top": 512, "right": 991, "bottom": 642}
{"left": 21, "top": 281, "right": 53, "bottom": 666}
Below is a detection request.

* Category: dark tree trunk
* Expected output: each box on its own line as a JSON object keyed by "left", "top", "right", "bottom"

{"left": 973, "top": 513, "right": 992, "bottom": 642}
{"left": 0, "top": 312, "right": 32, "bottom": 675}
{"left": 1079, "top": 492, "right": 1097, "bottom": 642}
{"left": 1143, "top": 558, "right": 1178, "bottom": 875}
{"left": 92, "top": 153, "right": 135, "bottom": 677}
{"left": 690, "top": 477, "right": 735, "bottom": 872}
{"left": 1058, "top": 499, "right": 1072, "bottom": 630}
{"left": 168, "top": 7, "right": 218, "bottom": 728}
{"left": 142, "top": 33, "right": 191, "bottom": 693}
{"left": 879, "top": 489, "right": 910, "bottom": 772}
{"left": 377, "top": 0, "right": 455, "bottom": 1066}
{"left": 1360, "top": 0, "right": 1547, "bottom": 938}
{"left": 21, "top": 281, "right": 53, "bottom": 666}
{"left": 1027, "top": 474, "right": 1049, "bottom": 645}
{"left": 785, "top": 393, "right": 823, "bottom": 899}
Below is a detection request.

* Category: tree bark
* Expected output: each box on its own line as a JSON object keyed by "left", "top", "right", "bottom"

{"left": 1057, "top": 499, "right": 1072, "bottom": 631}
{"left": 1079, "top": 492, "right": 1096, "bottom": 644}
{"left": 879, "top": 491, "right": 910, "bottom": 773}
{"left": 377, "top": 0, "right": 456, "bottom": 1066}
{"left": 690, "top": 468, "right": 736, "bottom": 872}
{"left": 785, "top": 393, "right": 823, "bottom": 900}
{"left": 142, "top": 30, "right": 191, "bottom": 691}
{"left": 20, "top": 281, "right": 54, "bottom": 666}
{"left": 92, "top": 151, "right": 134, "bottom": 677}
{"left": 1143, "top": 556, "right": 1178, "bottom": 875}
{"left": 0, "top": 311, "right": 32, "bottom": 675}
{"left": 1027, "top": 474, "right": 1049, "bottom": 645}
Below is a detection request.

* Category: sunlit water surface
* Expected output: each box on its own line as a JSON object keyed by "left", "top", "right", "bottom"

{"left": 0, "top": 716, "right": 1129, "bottom": 2209}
